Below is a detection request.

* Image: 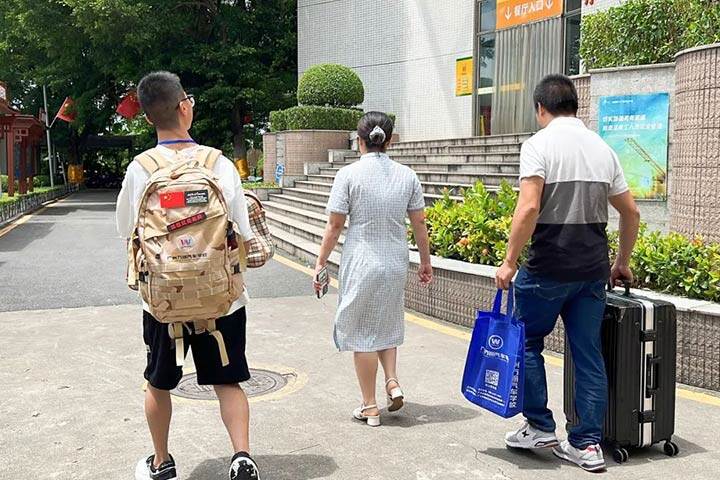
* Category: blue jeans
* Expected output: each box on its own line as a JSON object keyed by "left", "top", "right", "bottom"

{"left": 514, "top": 267, "right": 608, "bottom": 448}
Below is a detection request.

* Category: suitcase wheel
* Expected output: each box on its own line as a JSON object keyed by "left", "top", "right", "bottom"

{"left": 612, "top": 447, "right": 630, "bottom": 464}
{"left": 663, "top": 441, "right": 680, "bottom": 457}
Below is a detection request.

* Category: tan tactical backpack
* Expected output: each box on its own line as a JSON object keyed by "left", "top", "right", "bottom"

{"left": 126, "top": 146, "right": 246, "bottom": 367}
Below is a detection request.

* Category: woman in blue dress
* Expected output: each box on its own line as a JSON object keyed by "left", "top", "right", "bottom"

{"left": 314, "top": 112, "right": 433, "bottom": 426}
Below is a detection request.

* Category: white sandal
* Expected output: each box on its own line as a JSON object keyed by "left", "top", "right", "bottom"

{"left": 353, "top": 404, "right": 381, "bottom": 427}
{"left": 386, "top": 378, "right": 405, "bottom": 412}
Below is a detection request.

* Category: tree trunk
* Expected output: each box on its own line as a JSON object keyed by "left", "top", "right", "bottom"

{"left": 231, "top": 103, "right": 246, "bottom": 160}
{"left": 231, "top": 103, "right": 249, "bottom": 179}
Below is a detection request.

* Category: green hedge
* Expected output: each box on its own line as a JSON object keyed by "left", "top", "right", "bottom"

{"left": 270, "top": 107, "right": 396, "bottom": 132}
{"left": 269, "top": 110, "right": 288, "bottom": 132}
{"left": 3, "top": 174, "right": 55, "bottom": 191}
{"left": 272, "top": 106, "right": 364, "bottom": 131}
{"left": 581, "top": 0, "right": 720, "bottom": 69}
{"left": 416, "top": 180, "right": 720, "bottom": 303}
{"left": 297, "top": 64, "right": 364, "bottom": 108}
{"left": 609, "top": 227, "right": 720, "bottom": 302}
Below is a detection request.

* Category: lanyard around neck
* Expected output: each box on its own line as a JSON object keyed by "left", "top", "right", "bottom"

{"left": 157, "top": 139, "right": 196, "bottom": 146}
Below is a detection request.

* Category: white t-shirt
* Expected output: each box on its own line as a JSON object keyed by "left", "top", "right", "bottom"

{"left": 115, "top": 144, "right": 254, "bottom": 314}
{"left": 518, "top": 116, "right": 630, "bottom": 282}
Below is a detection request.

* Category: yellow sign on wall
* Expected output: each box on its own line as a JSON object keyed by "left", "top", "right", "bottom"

{"left": 496, "top": 0, "right": 563, "bottom": 30}
{"left": 456, "top": 57, "right": 473, "bottom": 97}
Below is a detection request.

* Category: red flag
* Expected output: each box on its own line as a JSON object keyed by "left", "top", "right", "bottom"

{"left": 55, "top": 97, "right": 76, "bottom": 123}
{"left": 116, "top": 91, "right": 141, "bottom": 119}
{"left": 160, "top": 191, "right": 186, "bottom": 209}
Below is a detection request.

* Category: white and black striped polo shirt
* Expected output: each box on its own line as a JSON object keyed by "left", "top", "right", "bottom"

{"left": 520, "top": 117, "right": 629, "bottom": 282}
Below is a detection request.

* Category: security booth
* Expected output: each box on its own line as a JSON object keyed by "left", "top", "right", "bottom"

{"left": 0, "top": 82, "right": 46, "bottom": 197}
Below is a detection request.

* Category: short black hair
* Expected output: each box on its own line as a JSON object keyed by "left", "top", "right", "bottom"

{"left": 533, "top": 74, "right": 578, "bottom": 116}
{"left": 357, "top": 111, "right": 394, "bottom": 152}
{"left": 137, "top": 71, "right": 185, "bottom": 129}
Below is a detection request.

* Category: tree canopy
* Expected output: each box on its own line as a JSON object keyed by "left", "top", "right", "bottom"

{"left": 0, "top": 0, "right": 297, "bottom": 169}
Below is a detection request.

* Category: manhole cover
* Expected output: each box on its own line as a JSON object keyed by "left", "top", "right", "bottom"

{"left": 172, "top": 368, "right": 292, "bottom": 400}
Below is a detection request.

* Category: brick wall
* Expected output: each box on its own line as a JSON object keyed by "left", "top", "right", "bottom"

{"left": 671, "top": 44, "right": 720, "bottom": 242}
{"left": 263, "top": 130, "right": 351, "bottom": 180}
{"left": 262, "top": 133, "right": 277, "bottom": 183}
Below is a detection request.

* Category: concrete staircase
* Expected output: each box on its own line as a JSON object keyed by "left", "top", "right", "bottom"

{"left": 264, "top": 134, "right": 530, "bottom": 272}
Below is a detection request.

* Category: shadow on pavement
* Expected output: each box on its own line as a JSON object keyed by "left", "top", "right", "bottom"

{"left": 188, "top": 454, "right": 339, "bottom": 480}
{"left": 381, "top": 402, "right": 481, "bottom": 428}
{"left": 481, "top": 434, "right": 707, "bottom": 473}
{"left": 36, "top": 203, "right": 117, "bottom": 215}
{"left": 0, "top": 222, "right": 54, "bottom": 252}
{"left": 604, "top": 435, "right": 707, "bottom": 469}
{"left": 481, "top": 447, "right": 561, "bottom": 471}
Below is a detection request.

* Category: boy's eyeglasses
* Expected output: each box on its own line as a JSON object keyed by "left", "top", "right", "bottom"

{"left": 178, "top": 94, "right": 195, "bottom": 109}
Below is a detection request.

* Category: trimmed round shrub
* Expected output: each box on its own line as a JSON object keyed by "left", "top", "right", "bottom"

{"left": 283, "top": 106, "right": 364, "bottom": 131}
{"left": 297, "top": 64, "right": 364, "bottom": 108}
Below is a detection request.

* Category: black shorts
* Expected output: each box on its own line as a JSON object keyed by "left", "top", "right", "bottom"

{"left": 143, "top": 307, "right": 251, "bottom": 391}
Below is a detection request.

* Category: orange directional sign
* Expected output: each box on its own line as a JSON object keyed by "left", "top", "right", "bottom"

{"left": 496, "top": 0, "right": 563, "bottom": 29}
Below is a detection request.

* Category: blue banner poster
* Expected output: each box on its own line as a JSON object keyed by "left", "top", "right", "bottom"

{"left": 598, "top": 93, "right": 670, "bottom": 200}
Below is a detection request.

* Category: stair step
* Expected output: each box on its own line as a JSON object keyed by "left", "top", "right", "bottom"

{"left": 267, "top": 193, "right": 328, "bottom": 214}
{"left": 264, "top": 200, "right": 329, "bottom": 229}
{"left": 266, "top": 210, "right": 344, "bottom": 251}
{"left": 327, "top": 162, "right": 519, "bottom": 174}
{"left": 340, "top": 152, "right": 520, "bottom": 164}
{"left": 280, "top": 188, "right": 331, "bottom": 203}
{"left": 387, "top": 144, "right": 521, "bottom": 155}
{"left": 390, "top": 133, "right": 532, "bottom": 149}
{"left": 415, "top": 172, "right": 518, "bottom": 187}
{"left": 305, "top": 174, "right": 336, "bottom": 185}
{"left": 264, "top": 200, "right": 351, "bottom": 231}
{"left": 271, "top": 228, "right": 342, "bottom": 275}
{"left": 294, "top": 181, "right": 333, "bottom": 193}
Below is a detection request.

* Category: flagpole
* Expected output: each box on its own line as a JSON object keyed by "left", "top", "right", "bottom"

{"left": 42, "top": 85, "right": 55, "bottom": 188}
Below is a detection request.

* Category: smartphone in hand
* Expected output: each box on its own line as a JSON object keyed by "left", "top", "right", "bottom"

{"left": 315, "top": 266, "right": 329, "bottom": 299}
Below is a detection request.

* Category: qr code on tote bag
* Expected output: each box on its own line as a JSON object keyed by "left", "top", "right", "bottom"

{"left": 485, "top": 369, "right": 500, "bottom": 388}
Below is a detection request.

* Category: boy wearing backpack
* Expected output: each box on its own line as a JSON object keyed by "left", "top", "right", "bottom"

{"left": 116, "top": 71, "right": 260, "bottom": 480}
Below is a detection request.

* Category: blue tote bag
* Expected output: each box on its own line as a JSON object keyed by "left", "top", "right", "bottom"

{"left": 461, "top": 286, "right": 525, "bottom": 418}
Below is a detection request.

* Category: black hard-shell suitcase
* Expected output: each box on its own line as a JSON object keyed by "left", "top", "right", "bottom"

{"left": 563, "top": 284, "right": 680, "bottom": 463}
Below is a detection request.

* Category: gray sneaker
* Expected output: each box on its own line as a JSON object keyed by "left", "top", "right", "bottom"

{"left": 552, "top": 440, "right": 606, "bottom": 472}
{"left": 505, "top": 422, "right": 560, "bottom": 449}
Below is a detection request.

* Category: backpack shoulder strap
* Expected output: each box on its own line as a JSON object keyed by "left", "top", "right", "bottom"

{"left": 135, "top": 148, "right": 169, "bottom": 175}
{"left": 195, "top": 147, "right": 223, "bottom": 171}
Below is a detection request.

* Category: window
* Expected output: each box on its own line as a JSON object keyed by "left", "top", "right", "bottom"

{"left": 566, "top": 0, "right": 582, "bottom": 12}
{"left": 564, "top": 14, "right": 581, "bottom": 75}
{"left": 474, "top": 0, "right": 496, "bottom": 135}
{"left": 477, "top": 33, "right": 496, "bottom": 135}
{"left": 480, "top": 0, "right": 496, "bottom": 32}
{"left": 564, "top": 0, "right": 582, "bottom": 75}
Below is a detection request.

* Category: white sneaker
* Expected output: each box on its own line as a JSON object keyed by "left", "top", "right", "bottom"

{"left": 553, "top": 440, "right": 606, "bottom": 472}
{"left": 505, "top": 422, "right": 559, "bottom": 449}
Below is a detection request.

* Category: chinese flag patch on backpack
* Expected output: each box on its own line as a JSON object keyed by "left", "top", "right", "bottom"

{"left": 160, "top": 191, "right": 186, "bottom": 209}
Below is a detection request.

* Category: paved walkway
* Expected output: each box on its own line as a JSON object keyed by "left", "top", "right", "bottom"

{"left": 1, "top": 192, "right": 719, "bottom": 479}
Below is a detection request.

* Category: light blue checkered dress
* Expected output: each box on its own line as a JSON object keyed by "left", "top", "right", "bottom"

{"left": 326, "top": 152, "right": 426, "bottom": 352}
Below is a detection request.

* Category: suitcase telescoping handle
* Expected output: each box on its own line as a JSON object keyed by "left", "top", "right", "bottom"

{"left": 607, "top": 280, "right": 632, "bottom": 296}
{"left": 646, "top": 354, "right": 662, "bottom": 396}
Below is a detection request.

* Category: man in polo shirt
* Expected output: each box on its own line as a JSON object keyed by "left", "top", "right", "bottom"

{"left": 496, "top": 74, "right": 640, "bottom": 472}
